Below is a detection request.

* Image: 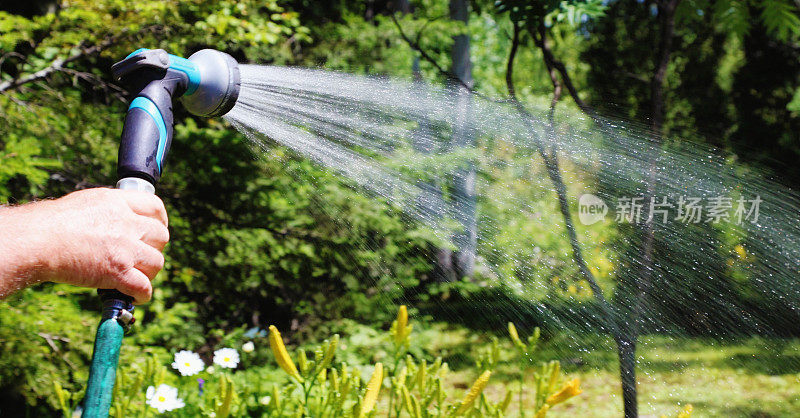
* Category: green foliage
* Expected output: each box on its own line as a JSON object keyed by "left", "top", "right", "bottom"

{"left": 709, "top": 0, "right": 752, "bottom": 39}
{"left": 298, "top": 0, "right": 462, "bottom": 80}
{"left": 758, "top": 0, "right": 800, "bottom": 41}
{"left": 788, "top": 87, "right": 800, "bottom": 115}
{"left": 681, "top": 0, "right": 800, "bottom": 42}
{"left": 1, "top": 0, "right": 798, "bottom": 415}
{"left": 44, "top": 306, "right": 585, "bottom": 417}
{"left": 494, "top": 0, "right": 607, "bottom": 28}
{"left": 0, "top": 135, "right": 60, "bottom": 200}
{"left": 0, "top": 286, "right": 95, "bottom": 411}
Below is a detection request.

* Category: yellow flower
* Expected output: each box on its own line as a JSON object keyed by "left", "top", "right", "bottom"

{"left": 590, "top": 265, "right": 601, "bottom": 277}
{"left": 508, "top": 322, "right": 524, "bottom": 348}
{"left": 455, "top": 370, "right": 492, "bottom": 415}
{"left": 322, "top": 334, "right": 339, "bottom": 368}
{"left": 401, "top": 384, "right": 414, "bottom": 414}
{"left": 394, "top": 305, "right": 410, "bottom": 344}
{"left": 359, "top": 363, "right": 383, "bottom": 417}
{"left": 534, "top": 404, "right": 550, "bottom": 418}
{"left": 734, "top": 244, "right": 747, "bottom": 260}
{"left": 677, "top": 404, "right": 693, "bottom": 418}
{"left": 268, "top": 325, "right": 303, "bottom": 382}
{"left": 546, "top": 361, "right": 561, "bottom": 393}
{"left": 546, "top": 378, "right": 582, "bottom": 406}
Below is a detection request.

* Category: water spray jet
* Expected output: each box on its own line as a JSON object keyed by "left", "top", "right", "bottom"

{"left": 82, "top": 48, "right": 240, "bottom": 418}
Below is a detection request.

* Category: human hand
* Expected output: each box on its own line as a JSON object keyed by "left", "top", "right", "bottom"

{"left": 0, "top": 188, "right": 169, "bottom": 303}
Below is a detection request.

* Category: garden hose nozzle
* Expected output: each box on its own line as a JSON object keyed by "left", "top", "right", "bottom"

{"left": 110, "top": 48, "right": 241, "bottom": 183}
{"left": 82, "top": 49, "right": 240, "bottom": 418}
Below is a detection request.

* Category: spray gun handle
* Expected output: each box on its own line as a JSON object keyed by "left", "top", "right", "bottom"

{"left": 105, "top": 50, "right": 184, "bottom": 321}
{"left": 117, "top": 75, "right": 182, "bottom": 184}
{"left": 114, "top": 49, "right": 192, "bottom": 183}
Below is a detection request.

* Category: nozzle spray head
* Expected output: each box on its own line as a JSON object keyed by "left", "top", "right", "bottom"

{"left": 180, "top": 49, "right": 241, "bottom": 117}
{"left": 112, "top": 48, "right": 240, "bottom": 183}
{"left": 112, "top": 48, "right": 241, "bottom": 117}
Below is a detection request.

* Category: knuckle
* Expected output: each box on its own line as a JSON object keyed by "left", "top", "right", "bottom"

{"left": 94, "top": 187, "right": 117, "bottom": 201}
{"left": 128, "top": 279, "right": 152, "bottom": 303}
{"left": 159, "top": 226, "right": 170, "bottom": 245}
{"left": 152, "top": 251, "right": 165, "bottom": 270}
{"left": 106, "top": 241, "right": 136, "bottom": 276}
{"left": 145, "top": 193, "right": 163, "bottom": 208}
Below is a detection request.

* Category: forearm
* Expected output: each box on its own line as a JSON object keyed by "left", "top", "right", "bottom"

{"left": 0, "top": 204, "right": 48, "bottom": 298}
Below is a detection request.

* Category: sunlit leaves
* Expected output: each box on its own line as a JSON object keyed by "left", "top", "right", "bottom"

{"left": 684, "top": 0, "right": 800, "bottom": 42}
{"left": 759, "top": 0, "right": 800, "bottom": 41}
{"left": 710, "top": 0, "right": 752, "bottom": 39}
{"left": 494, "top": 0, "right": 607, "bottom": 29}
{"left": 0, "top": 136, "right": 60, "bottom": 199}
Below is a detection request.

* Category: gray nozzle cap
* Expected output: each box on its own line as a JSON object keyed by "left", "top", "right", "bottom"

{"left": 181, "top": 49, "right": 241, "bottom": 117}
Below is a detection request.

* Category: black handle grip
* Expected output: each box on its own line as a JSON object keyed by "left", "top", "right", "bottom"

{"left": 118, "top": 79, "right": 174, "bottom": 183}
{"left": 117, "top": 69, "right": 187, "bottom": 183}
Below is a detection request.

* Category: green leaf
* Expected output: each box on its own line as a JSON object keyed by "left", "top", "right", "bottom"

{"left": 760, "top": 0, "right": 800, "bottom": 41}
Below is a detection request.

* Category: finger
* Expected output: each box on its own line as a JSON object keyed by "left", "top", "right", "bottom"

{"left": 137, "top": 216, "right": 170, "bottom": 250}
{"left": 133, "top": 241, "right": 165, "bottom": 280}
{"left": 116, "top": 268, "right": 153, "bottom": 305}
{"left": 119, "top": 190, "right": 168, "bottom": 227}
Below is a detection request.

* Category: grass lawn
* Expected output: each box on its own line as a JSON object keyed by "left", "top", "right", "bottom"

{"left": 414, "top": 324, "right": 800, "bottom": 417}
{"left": 555, "top": 336, "right": 800, "bottom": 417}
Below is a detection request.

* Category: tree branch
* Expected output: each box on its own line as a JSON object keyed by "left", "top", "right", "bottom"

{"left": 391, "top": 14, "right": 451, "bottom": 79}
{"left": 0, "top": 25, "right": 161, "bottom": 94}
{"left": 529, "top": 25, "right": 600, "bottom": 124}
{"left": 505, "top": 23, "right": 521, "bottom": 99}
{"left": 0, "top": 35, "right": 117, "bottom": 93}
{"left": 390, "top": 13, "right": 504, "bottom": 103}
{"left": 506, "top": 23, "right": 614, "bottom": 319}
{"left": 57, "top": 67, "right": 127, "bottom": 102}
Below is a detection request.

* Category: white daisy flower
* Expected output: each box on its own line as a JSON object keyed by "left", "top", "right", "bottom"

{"left": 213, "top": 347, "right": 240, "bottom": 369}
{"left": 242, "top": 341, "right": 255, "bottom": 353}
{"left": 206, "top": 366, "right": 215, "bottom": 374}
{"left": 146, "top": 384, "right": 185, "bottom": 413}
{"left": 171, "top": 350, "right": 204, "bottom": 376}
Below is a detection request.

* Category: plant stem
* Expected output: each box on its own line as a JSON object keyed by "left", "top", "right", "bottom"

{"left": 518, "top": 367, "right": 525, "bottom": 418}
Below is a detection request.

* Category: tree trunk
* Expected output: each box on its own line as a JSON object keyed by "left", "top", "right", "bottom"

{"left": 395, "top": 0, "right": 454, "bottom": 282}
{"left": 615, "top": 333, "right": 638, "bottom": 418}
{"left": 625, "top": 2, "right": 680, "bottom": 417}
{"left": 449, "top": 0, "right": 476, "bottom": 280}
{"left": 532, "top": 20, "right": 648, "bottom": 418}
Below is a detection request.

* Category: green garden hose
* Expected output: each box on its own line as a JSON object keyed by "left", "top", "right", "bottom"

{"left": 82, "top": 294, "right": 134, "bottom": 418}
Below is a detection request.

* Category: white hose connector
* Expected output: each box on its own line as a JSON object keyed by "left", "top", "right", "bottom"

{"left": 116, "top": 177, "right": 155, "bottom": 194}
